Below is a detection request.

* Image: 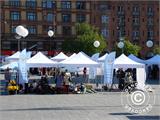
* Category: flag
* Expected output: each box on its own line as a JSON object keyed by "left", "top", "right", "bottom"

{"left": 104, "top": 52, "right": 116, "bottom": 84}
{"left": 89, "top": 53, "right": 100, "bottom": 79}
{"left": 18, "top": 49, "right": 28, "bottom": 84}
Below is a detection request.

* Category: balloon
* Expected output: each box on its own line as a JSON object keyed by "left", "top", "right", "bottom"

{"left": 16, "top": 25, "right": 24, "bottom": 35}
{"left": 117, "top": 41, "right": 124, "bottom": 48}
{"left": 146, "top": 40, "right": 153, "bottom": 48}
{"left": 15, "top": 25, "right": 28, "bottom": 38}
{"left": 93, "top": 41, "right": 100, "bottom": 48}
{"left": 48, "top": 30, "right": 54, "bottom": 37}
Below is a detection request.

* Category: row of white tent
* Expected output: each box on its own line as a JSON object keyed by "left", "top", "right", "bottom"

{"left": 2, "top": 51, "right": 160, "bottom": 70}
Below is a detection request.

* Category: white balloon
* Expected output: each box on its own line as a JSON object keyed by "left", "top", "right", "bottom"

{"left": 93, "top": 41, "right": 100, "bottom": 48}
{"left": 15, "top": 25, "right": 28, "bottom": 38}
{"left": 117, "top": 41, "right": 124, "bottom": 48}
{"left": 146, "top": 40, "right": 153, "bottom": 48}
{"left": 48, "top": 30, "right": 54, "bottom": 37}
{"left": 16, "top": 25, "right": 24, "bottom": 35}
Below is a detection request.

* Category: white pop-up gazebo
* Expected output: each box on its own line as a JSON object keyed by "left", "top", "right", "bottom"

{"left": 145, "top": 55, "right": 160, "bottom": 66}
{"left": 59, "top": 52, "right": 100, "bottom": 68}
{"left": 51, "top": 52, "right": 68, "bottom": 62}
{"left": 114, "top": 54, "right": 146, "bottom": 90}
{"left": 128, "top": 54, "right": 146, "bottom": 64}
{"left": 27, "top": 52, "right": 57, "bottom": 68}
{"left": 98, "top": 53, "right": 108, "bottom": 62}
{"left": 5, "top": 51, "right": 20, "bottom": 62}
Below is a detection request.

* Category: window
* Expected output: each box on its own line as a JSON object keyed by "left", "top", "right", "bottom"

{"left": 10, "top": 11, "right": 20, "bottom": 20}
{"left": 133, "top": 6, "right": 139, "bottom": 12}
{"left": 147, "top": 6, "right": 154, "bottom": 16}
{"left": 133, "top": 17, "right": 139, "bottom": 24}
{"left": 62, "top": 14, "right": 71, "bottom": 22}
{"left": 132, "top": 30, "right": 139, "bottom": 37}
{"left": 27, "top": 12, "right": 36, "bottom": 21}
{"left": 76, "top": 1, "right": 85, "bottom": 9}
{"left": 101, "top": 28, "right": 109, "bottom": 38}
{"left": 63, "top": 26, "right": 71, "bottom": 35}
{"left": 2, "top": 42, "right": 10, "bottom": 50}
{"left": 148, "top": 17, "right": 153, "bottom": 25}
{"left": 147, "top": 30, "right": 153, "bottom": 38}
{"left": 61, "top": 1, "right": 71, "bottom": 9}
{"left": 117, "top": 6, "right": 123, "bottom": 12}
{"left": 77, "top": 14, "right": 85, "bottom": 23}
{"left": 11, "top": 26, "right": 16, "bottom": 33}
{"left": 42, "top": 0, "right": 55, "bottom": 8}
{"left": 26, "top": 0, "right": 36, "bottom": 8}
{"left": 47, "top": 13, "right": 54, "bottom": 22}
{"left": 101, "top": 15, "right": 109, "bottom": 23}
{"left": 28, "top": 26, "right": 36, "bottom": 34}
{"left": 9, "top": 0, "right": 20, "bottom": 7}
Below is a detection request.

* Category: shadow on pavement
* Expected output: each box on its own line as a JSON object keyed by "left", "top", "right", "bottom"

{"left": 126, "top": 115, "right": 160, "bottom": 120}
{"left": 0, "top": 105, "right": 123, "bottom": 112}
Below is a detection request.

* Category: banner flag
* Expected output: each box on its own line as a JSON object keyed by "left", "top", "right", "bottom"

{"left": 18, "top": 49, "right": 28, "bottom": 84}
{"left": 104, "top": 52, "right": 116, "bottom": 84}
{"left": 89, "top": 53, "right": 100, "bottom": 79}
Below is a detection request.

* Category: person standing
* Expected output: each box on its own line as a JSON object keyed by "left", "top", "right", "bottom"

{"left": 4, "top": 67, "right": 11, "bottom": 88}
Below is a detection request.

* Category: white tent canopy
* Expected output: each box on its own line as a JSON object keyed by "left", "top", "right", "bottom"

{"left": 5, "top": 51, "right": 20, "bottom": 61}
{"left": 114, "top": 54, "right": 146, "bottom": 90}
{"left": 0, "top": 62, "right": 18, "bottom": 70}
{"left": 59, "top": 52, "right": 100, "bottom": 68}
{"left": 128, "top": 54, "right": 146, "bottom": 64}
{"left": 145, "top": 55, "right": 160, "bottom": 65}
{"left": 51, "top": 52, "right": 68, "bottom": 61}
{"left": 98, "top": 53, "right": 108, "bottom": 62}
{"left": 27, "top": 52, "right": 57, "bottom": 68}
{"left": 114, "top": 54, "right": 145, "bottom": 68}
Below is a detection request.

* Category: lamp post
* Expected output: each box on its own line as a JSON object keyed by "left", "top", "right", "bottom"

{"left": 117, "top": 37, "right": 124, "bottom": 53}
{"left": 146, "top": 40, "right": 154, "bottom": 57}
{"left": 15, "top": 35, "right": 22, "bottom": 51}
{"left": 48, "top": 30, "right": 54, "bottom": 55}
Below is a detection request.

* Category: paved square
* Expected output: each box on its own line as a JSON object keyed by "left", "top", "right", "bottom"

{"left": 0, "top": 85, "right": 159, "bottom": 120}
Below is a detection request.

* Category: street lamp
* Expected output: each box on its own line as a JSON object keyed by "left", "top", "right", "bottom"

{"left": 15, "top": 25, "right": 28, "bottom": 51}
{"left": 93, "top": 40, "right": 100, "bottom": 48}
{"left": 146, "top": 40, "right": 153, "bottom": 48}
{"left": 117, "top": 37, "right": 124, "bottom": 53}
{"left": 48, "top": 30, "right": 54, "bottom": 55}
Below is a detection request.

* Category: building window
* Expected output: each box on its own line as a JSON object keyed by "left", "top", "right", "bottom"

{"left": 117, "top": 6, "right": 124, "bottom": 12}
{"left": 28, "top": 26, "right": 36, "bottom": 34}
{"left": 132, "top": 30, "right": 139, "bottom": 37}
{"left": 10, "top": 11, "right": 20, "bottom": 20}
{"left": 9, "top": 0, "right": 20, "bottom": 7}
{"left": 101, "top": 28, "right": 109, "bottom": 38}
{"left": 63, "top": 26, "right": 71, "bottom": 35}
{"left": 77, "top": 14, "right": 85, "bottom": 23}
{"left": 147, "top": 17, "right": 153, "bottom": 25}
{"left": 42, "top": 0, "right": 55, "bottom": 8}
{"left": 61, "top": 1, "right": 71, "bottom": 9}
{"left": 101, "top": 15, "right": 109, "bottom": 24}
{"left": 147, "top": 6, "right": 154, "bottom": 16}
{"left": 133, "top": 17, "right": 139, "bottom": 25}
{"left": 27, "top": 12, "right": 36, "bottom": 21}
{"left": 11, "top": 26, "right": 16, "bottom": 33}
{"left": 147, "top": 30, "right": 154, "bottom": 38}
{"left": 2, "top": 42, "right": 10, "bottom": 50}
{"left": 62, "top": 14, "right": 71, "bottom": 22}
{"left": 47, "top": 13, "right": 54, "bottom": 22}
{"left": 76, "top": 1, "right": 85, "bottom": 9}
{"left": 26, "top": 0, "right": 36, "bottom": 8}
{"left": 133, "top": 6, "right": 139, "bottom": 12}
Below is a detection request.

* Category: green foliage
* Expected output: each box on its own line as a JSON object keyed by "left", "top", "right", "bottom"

{"left": 153, "top": 45, "right": 160, "bottom": 54}
{"left": 114, "top": 38, "right": 141, "bottom": 56}
{"left": 62, "top": 23, "right": 107, "bottom": 55}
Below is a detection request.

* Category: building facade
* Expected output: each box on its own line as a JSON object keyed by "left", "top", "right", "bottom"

{"left": 0, "top": 0, "right": 159, "bottom": 57}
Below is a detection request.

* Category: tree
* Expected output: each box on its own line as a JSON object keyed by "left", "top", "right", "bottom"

{"left": 153, "top": 45, "right": 160, "bottom": 54}
{"left": 62, "top": 23, "right": 107, "bottom": 55}
{"left": 114, "top": 38, "right": 141, "bottom": 56}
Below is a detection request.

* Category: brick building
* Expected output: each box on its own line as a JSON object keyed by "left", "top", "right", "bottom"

{"left": 0, "top": 0, "right": 159, "bottom": 57}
